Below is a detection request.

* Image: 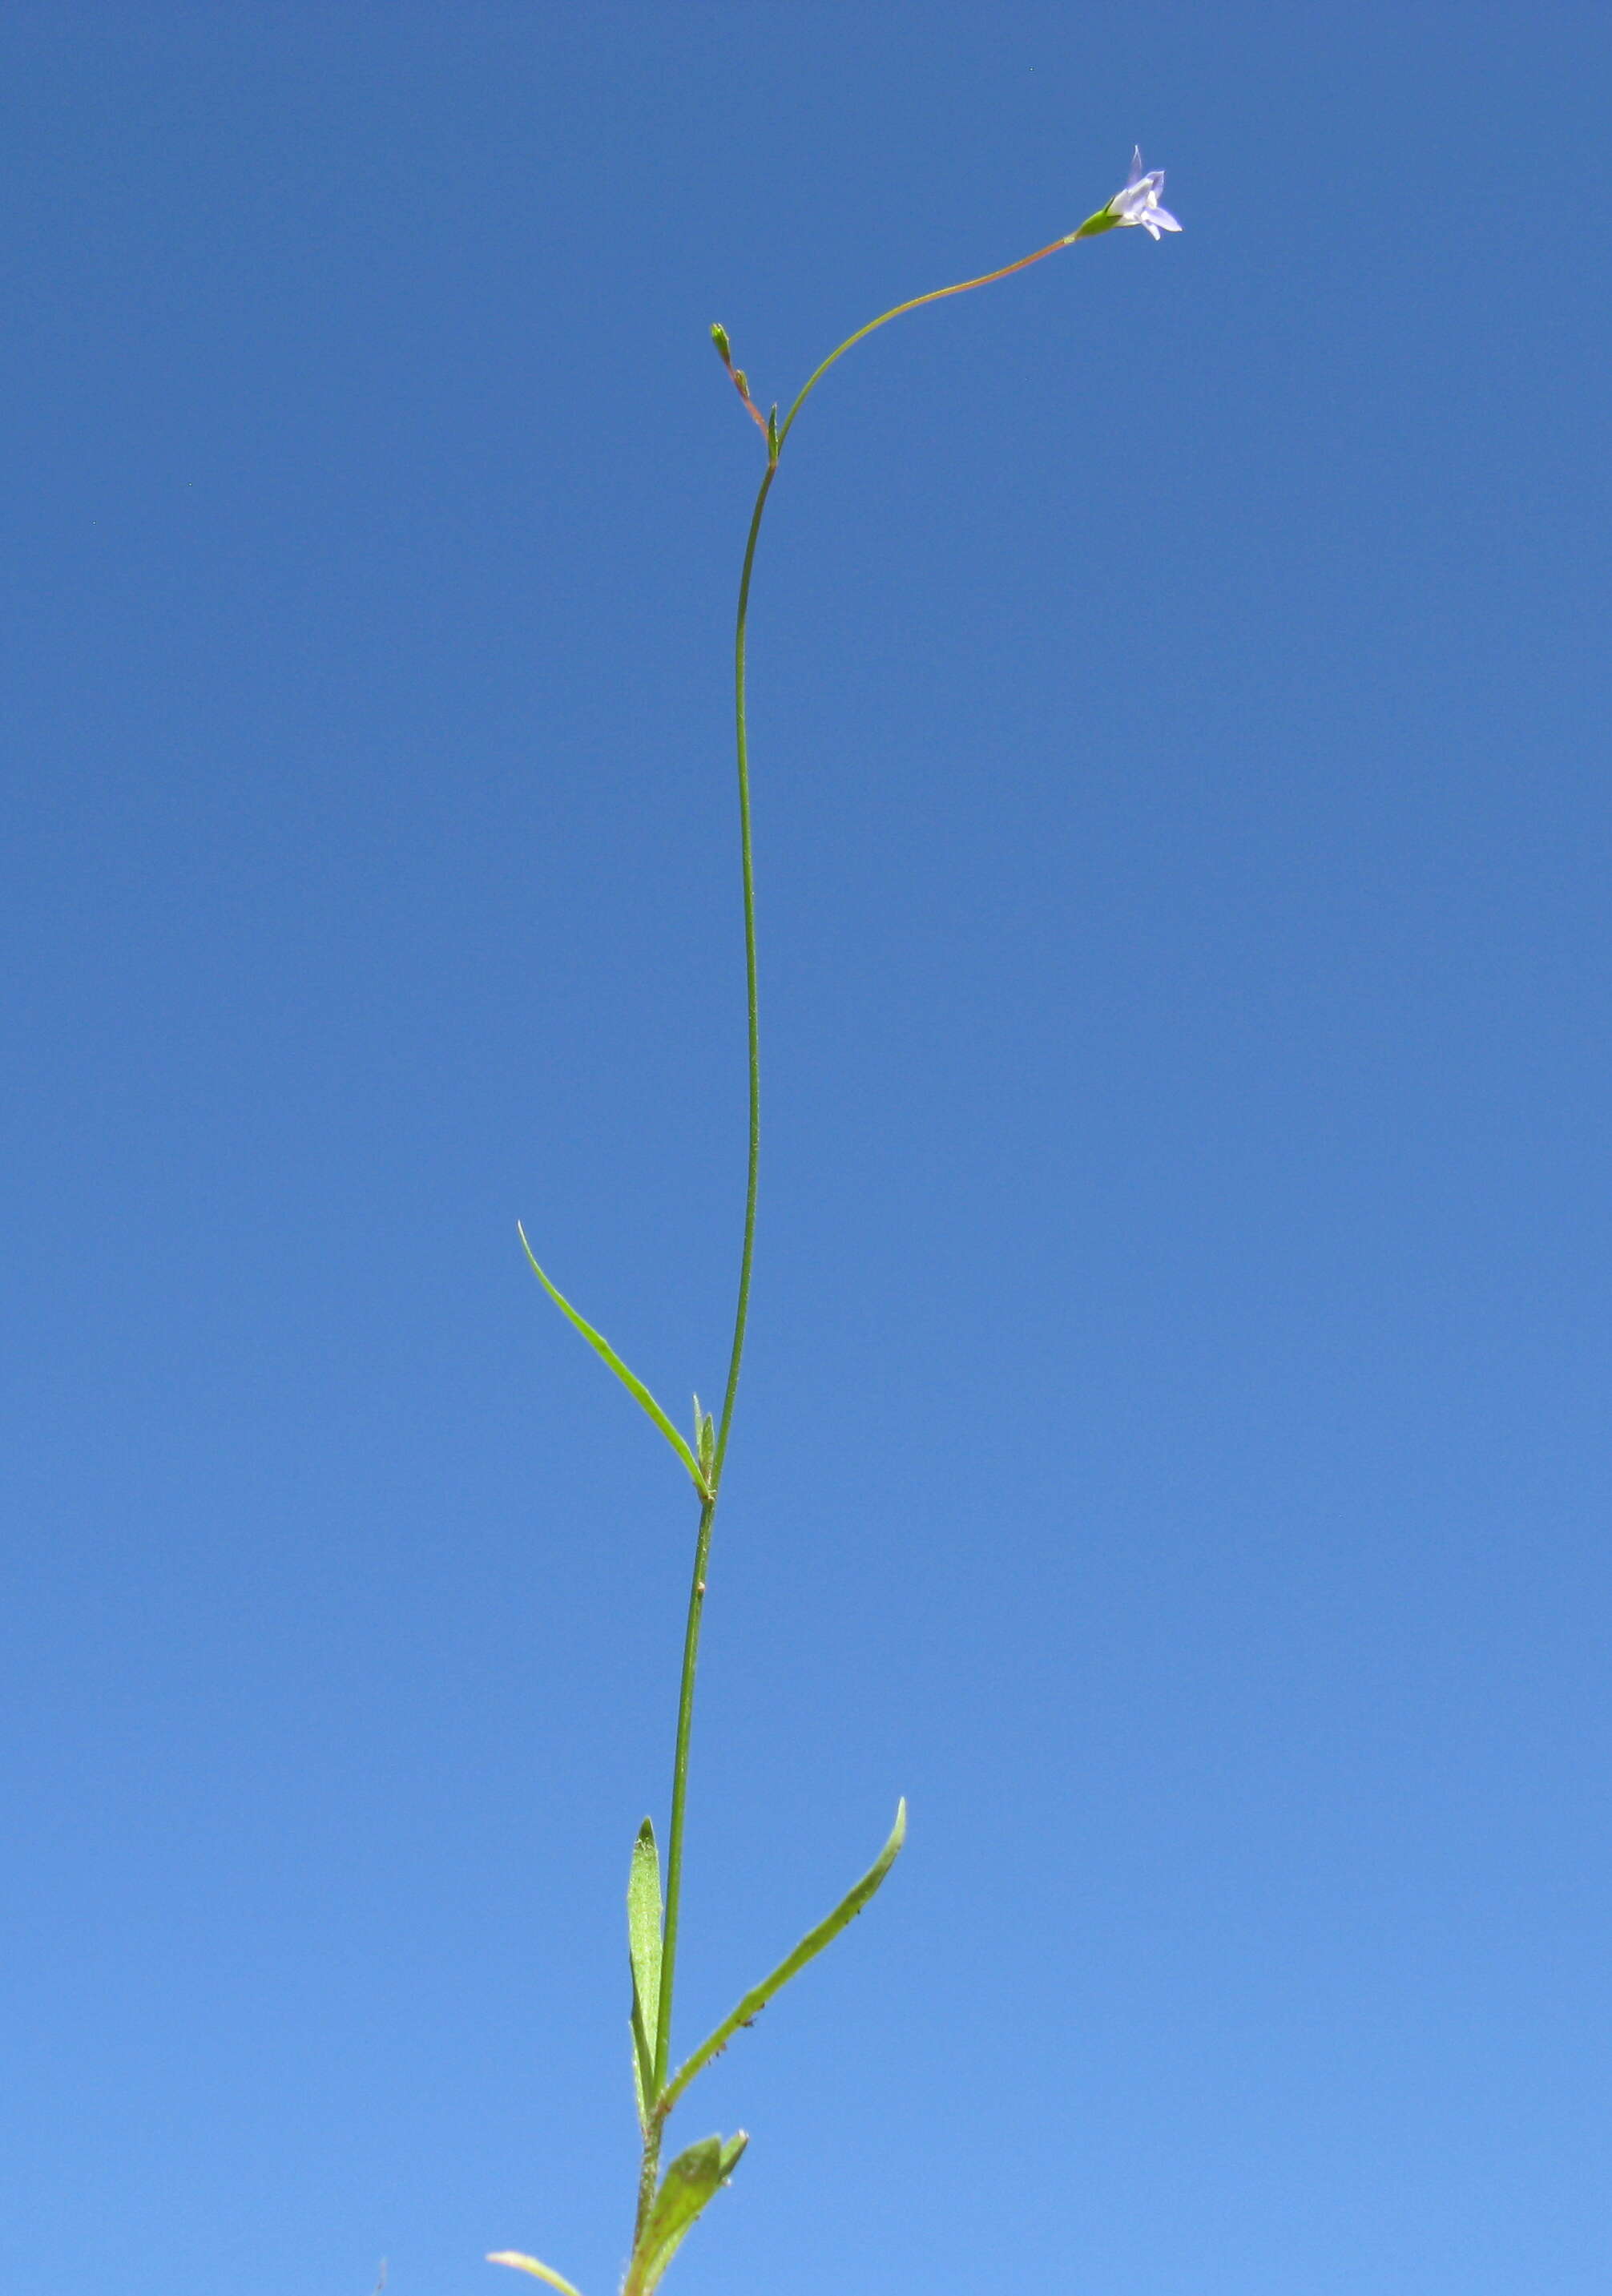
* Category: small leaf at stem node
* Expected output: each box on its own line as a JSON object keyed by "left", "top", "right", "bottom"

{"left": 516, "top": 1223, "right": 713, "bottom": 1502}
{"left": 658, "top": 1799, "right": 906, "bottom": 2118}
{"left": 628, "top": 1817, "right": 664, "bottom": 2133}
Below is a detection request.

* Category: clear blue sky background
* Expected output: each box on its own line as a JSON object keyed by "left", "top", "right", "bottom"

{"left": 3, "top": 6, "right": 1609, "bottom": 2293}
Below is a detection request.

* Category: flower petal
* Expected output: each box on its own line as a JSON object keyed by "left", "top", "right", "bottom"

{"left": 1106, "top": 151, "right": 1181, "bottom": 235}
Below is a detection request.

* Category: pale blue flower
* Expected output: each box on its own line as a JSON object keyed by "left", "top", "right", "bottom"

{"left": 1106, "top": 147, "right": 1182, "bottom": 240}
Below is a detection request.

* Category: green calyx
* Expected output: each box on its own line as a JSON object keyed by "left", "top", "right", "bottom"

{"left": 1069, "top": 206, "right": 1122, "bottom": 240}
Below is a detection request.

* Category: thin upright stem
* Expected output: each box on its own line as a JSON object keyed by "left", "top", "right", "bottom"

{"left": 713, "top": 458, "right": 776, "bottom": 1483}
{"left": 651, "top": 1499, "right": 712, "bottom": 2104}
{"left": 632, "top": 2133, "right": 660, "bottom": 2251}
{"left": 651, "top": 458, "right": 776, "bottom": 2112}
{"left": 639, "top": 219, "right": 1095, "bottom": 2228}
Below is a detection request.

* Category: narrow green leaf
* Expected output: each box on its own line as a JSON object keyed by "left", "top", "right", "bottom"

{"left": 518, "top": 1224, "right": 712, "bottom": 1501}
{"left": 486, "top": 2254, "right": 586, "bottom": 2296}
{"left": 623, "top": 2133, "right": 744, "bottom": 2296}
{"left": 628, "top": 1817, "right": 663, "bottom": 2132}
{"left": 659, "top": 1800, "right": 906, "bottom": 2117}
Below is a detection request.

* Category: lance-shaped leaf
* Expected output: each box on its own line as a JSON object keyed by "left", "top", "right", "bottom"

{"left": 486, "top": 2254, "right": 586, "bottom": 2296}
{"left": 623, "top": 2133, "right": 747, "bottom": 2296}
{"left": 659, "top": 1800, "right": 905, "bottom": 2118}
{"left": 628, "top": 1817, "right": 663, "bottom": 2132}
{"left": 518, "top": 1223, "right": 712, "bottom": 1501}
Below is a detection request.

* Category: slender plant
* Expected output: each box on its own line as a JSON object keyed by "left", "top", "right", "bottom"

{"left": 489, "top": 148, "right": 1183, "bottom": 2296}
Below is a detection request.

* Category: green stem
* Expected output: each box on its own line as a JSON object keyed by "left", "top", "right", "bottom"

{"left": 633, "top": 2117, "right": 662, "bottom": 2250}
{"left": 651, "top": 1495, "right": 715, "bottom": 2101}
{"left": 642, "top": 220, "right": 1096, "bottom": 2215}
{"left": 713, "top": 458, "right": 776, "bottom": 1486}
{"left": 650, "top": 462, "right": 776, "bottom": 2130}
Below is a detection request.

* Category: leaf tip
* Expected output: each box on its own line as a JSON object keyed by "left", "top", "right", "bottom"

{"left": 487, "top": 2256, "right": 586, "bottom": 2296}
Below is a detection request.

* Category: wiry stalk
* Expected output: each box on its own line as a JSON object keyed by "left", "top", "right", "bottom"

{"left": 637, "top": 216, "right": 1098, "bottom": 2237}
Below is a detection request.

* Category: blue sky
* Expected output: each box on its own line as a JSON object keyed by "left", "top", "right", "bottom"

{"left": 3, "top": 6, "right": 1610, "bottom": 2293}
